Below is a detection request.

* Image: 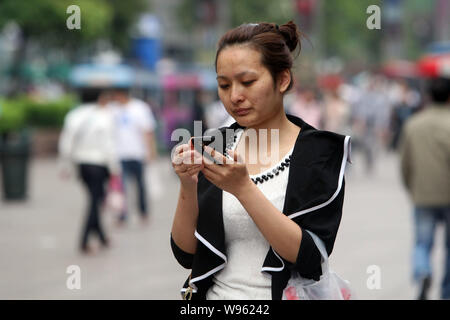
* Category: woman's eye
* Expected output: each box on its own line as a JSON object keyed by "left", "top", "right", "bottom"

{"left": 242, "top": 80, "right": 255, "bottom": 86}
{"left": 219, "top": 84, "right": 229, "bottom": 89}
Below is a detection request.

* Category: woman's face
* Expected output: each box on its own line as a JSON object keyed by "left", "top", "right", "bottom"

{"left": 216, "top": 45, "right": 289, "bottom": 127}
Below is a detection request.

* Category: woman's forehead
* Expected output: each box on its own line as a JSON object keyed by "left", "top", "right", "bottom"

{"left": 216, "top": 45, "right": 264, "bottom": 76}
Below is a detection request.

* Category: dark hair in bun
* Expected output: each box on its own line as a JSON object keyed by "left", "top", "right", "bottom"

{"left": 215, "top": 20, "right": 302, "bottom": 92}
{"left": 278, "top": 21, "right": 301, "bottom": 52}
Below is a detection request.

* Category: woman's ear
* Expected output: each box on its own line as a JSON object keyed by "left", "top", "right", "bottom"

{"left": 278, "top": 69, "right": 291, "bottom": 94}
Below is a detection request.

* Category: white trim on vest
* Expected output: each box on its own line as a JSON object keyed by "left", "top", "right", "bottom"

{"left": 265, "top": 135, "right": 352, "bottom": 273}
{"left": 185, "top": 135, "right": 352, "bottom": 289}
{"left": 187, "top": 231, "right": 227, "bottom": 288}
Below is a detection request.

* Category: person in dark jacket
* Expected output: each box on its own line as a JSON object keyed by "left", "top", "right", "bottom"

{"left": 170, "top": 21, "right": 351, "bottom": 300}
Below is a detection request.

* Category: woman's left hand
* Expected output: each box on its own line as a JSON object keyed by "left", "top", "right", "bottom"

{"left": 201, "top": 146, "right": 253, "bottom": 196}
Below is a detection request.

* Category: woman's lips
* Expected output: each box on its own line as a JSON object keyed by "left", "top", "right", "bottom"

{"left": 234, "top": 108, "right": 251, "bottom": 116}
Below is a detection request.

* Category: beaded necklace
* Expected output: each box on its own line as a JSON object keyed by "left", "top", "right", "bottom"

{"left": 225, "top": 129, "right": 293, "bottom": 185}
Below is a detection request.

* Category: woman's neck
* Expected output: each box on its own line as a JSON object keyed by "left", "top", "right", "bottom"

{"left": 245, "top": 108, "right": 298, "bottom": 142}
{"left": 240, "top": 108, "right": 300, "bottom": 163}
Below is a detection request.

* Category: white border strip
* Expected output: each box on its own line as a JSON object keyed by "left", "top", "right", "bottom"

{"left": 288, "top": 136, "right": 351, "bottom": 220}
{"left": 186, "top": 136, "right": 352, "bottom": 289}
{"left": 190, "top": 263, "right": 226, "bottom": 284}
{"left": 194, "top": 231, "right": 227, "bottom": 261}
{"left": 262, "top": 135, "right": 351, "bottom": 273}
{"left": 184, "top": 231, "right": 228, "bottom": 287}
{"left": 261, "top": 248, "right": 285, "bottom": 275}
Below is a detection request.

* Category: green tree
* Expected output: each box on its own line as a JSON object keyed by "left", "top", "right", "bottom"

{"left": 320, "top": 0, "right": 383, "bottom": 65}
{"left": 107, "top": 0, "right": 150, "bottom": 51}
{"left": 0, "top": 0, "right": 113, "bottom": 52}
{"left": 230, "top": 0, "right": 294, "bottom": 26}
{"left": 0, "top": 0, "right": 148, "bottom": 96}
{"left": 177, "top": 0, "right": 294, "bottom": 31}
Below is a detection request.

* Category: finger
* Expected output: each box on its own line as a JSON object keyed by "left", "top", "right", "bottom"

{"left": 172, "top": 144, "right": 190, "bottom": 164}
{"left": 187, "top": 163, "right": 203, "bottom": 170}
{"left": 204, "top": 146, "right": 227, "bottom": 165}
{"left": 186, "top": 165, "right": 203, "bottom": 175}
{"left": 223, "top": 149, "right": 236, "bottom": 164}
{"left": 172, "top": 153, "right": 184, "bottom": 165}
{"left": 227, "top": 149, "right": 244, "bottom": 164}
{"left": 175, "top": 143, "right": 190, "bottom": 156}
{"left": 201, "top": 166, "right": 220, "bottom": 183}
{"left": 177, "top": 163, "right": 201, "bottom": 175}
{"left": 173, "top": 161, "right": 188, "bottom": 172}
{"left": 202, "top": 153, "right": 225, "bottom": 172}
{"left": 192, "top": 149, "right": 203, "bottom": 164}
{"left": 202, "top": 147, "right": 217, "bottom": 166}
{"left": 181, "top": 150, "right": 203, "bottom": 165}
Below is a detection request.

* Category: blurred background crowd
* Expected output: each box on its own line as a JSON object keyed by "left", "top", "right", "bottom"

{"left": 0, "top": 0, "right": 448, "bottom": 161}
{"left": 0, "top": 0, "right": 449, "bottom": 300}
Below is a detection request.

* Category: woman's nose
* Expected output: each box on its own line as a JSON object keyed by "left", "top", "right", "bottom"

{"left": 230, "top": 85, "right": 244, "bottom": 104}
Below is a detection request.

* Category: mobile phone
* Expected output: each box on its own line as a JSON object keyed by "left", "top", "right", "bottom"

{"left": 191, "top": 135, "right": 226, "bottom": 163}
{"left": 191, "top": 135, "right": 216, "bottom": 154}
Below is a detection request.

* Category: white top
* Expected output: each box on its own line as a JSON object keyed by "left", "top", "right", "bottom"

{"left": 111, "top": 98, "right": 157, "bottom": 160}
{"left": 58, "top": 104, "right": 119, "bottom": 174}
{"left": 206, "top": 129, "right": 293, "bottom": 300}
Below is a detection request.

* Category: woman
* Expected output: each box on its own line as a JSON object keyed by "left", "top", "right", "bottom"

{"left": 170, "top": 21, "right": 351, "bottom": 300}
{"left": 59, "top": 89, "right": 120, "bottom": 254}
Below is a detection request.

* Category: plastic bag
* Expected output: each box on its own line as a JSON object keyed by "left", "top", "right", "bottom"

{"left": 282, "top": 230, "right": 356, "bottom": 300}
{"left": 105, "top": 175, "right": 125, "bottom": 214}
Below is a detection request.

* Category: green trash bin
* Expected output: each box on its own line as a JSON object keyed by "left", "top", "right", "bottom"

{"left": 0, "top": 130, "right": 30, "bottom": 200}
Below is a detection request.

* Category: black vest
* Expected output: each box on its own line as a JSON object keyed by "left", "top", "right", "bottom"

{"left": 171, "top": 114, "right": 351, "bottom": 300}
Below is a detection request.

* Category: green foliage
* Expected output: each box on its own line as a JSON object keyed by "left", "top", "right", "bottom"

{"left": 230, "top": 0, "right": 294, "bottom": 26}
{"left": 177, "top": 0, "right": 294, "bottom": 31}
{"left": 107, "top": 0, "right": 150, "bottom": 51}
{"left": 0, "top": 100, "right": 27, "bottom": 133}
{"left": 0, "top": 0, "right": 148, "bottom": 51}
{"left": 25, "top": 95, "right": 78, "bottom": 128}
{"left": 176, "top": 0, "right": 197, "bottom": 31}
{"left": 321, "top": 0, "right": 383, "bottom": 64}
{"left": 0, "top": 0, "right": 111, "bottom": 45}
{"left": 0, "top": 95, "right": 77, "bottom": 133}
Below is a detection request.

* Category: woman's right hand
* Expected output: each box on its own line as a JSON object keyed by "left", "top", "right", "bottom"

{"left": 172, "top": 140, "right": 204, "bottom": 188}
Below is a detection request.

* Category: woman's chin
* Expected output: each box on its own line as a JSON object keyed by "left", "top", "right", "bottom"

{"left": 234, "top": 115, "right": 254, "bottom": 127}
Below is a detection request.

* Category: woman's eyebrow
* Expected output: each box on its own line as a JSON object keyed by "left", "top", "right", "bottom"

{"left": 217, "top": 71, "right": 257, "bottom": 80}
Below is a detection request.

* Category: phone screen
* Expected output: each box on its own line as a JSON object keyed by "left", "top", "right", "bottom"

{"left": 191, "top": 135, "right": 221, "bottom": 163}
{"left": 191, "top": 136, "right": 215, "bottom": 153}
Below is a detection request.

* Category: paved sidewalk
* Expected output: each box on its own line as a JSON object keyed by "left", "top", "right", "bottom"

{"left": 0, "top": 153, "right": 445, "bottom": 299}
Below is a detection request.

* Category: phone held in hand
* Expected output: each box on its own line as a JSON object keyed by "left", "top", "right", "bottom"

{"left": 191, "top": 135, "right": 216, "bottom": 153}
{"left": 191, "top": 135, "right": 229, "bottom": 164}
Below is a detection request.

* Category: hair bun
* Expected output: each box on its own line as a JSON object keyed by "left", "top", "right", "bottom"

{"left": 279, "top": 21, "right": 301, "bottom": 52}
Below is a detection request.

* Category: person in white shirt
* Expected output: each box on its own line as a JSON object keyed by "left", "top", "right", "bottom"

{"left": 110, "top": 88, "right": 158, "bottom": 224}
{"left": 59, "top": 88, "right": 120, "bottom": 254}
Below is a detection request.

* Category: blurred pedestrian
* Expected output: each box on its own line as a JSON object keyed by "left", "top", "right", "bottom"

{"left": 390, "top": 80, "right": 421, "bottom": 150}
{"left": 350, "top": 75, "right": 390, "bottom": 175}
{"left": 323, "top": 88, "right": 350, "bottom": 135}
{"left": 399, "top": 77, "right": 450, "bottom": 300}
{"left": 289, "top": 87, "right": 323, "bottom": 129}
{"left": 189, "top": 90, "right": 208, "bottom": 132}
{"left": 170, "top": 21, "right": 351, "bottom": 300}
{"left": 58, "top": 88, "right": 120, "bottom": 254}
{"left": 110, "top": 88, "right": 158, "bottom": 224}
